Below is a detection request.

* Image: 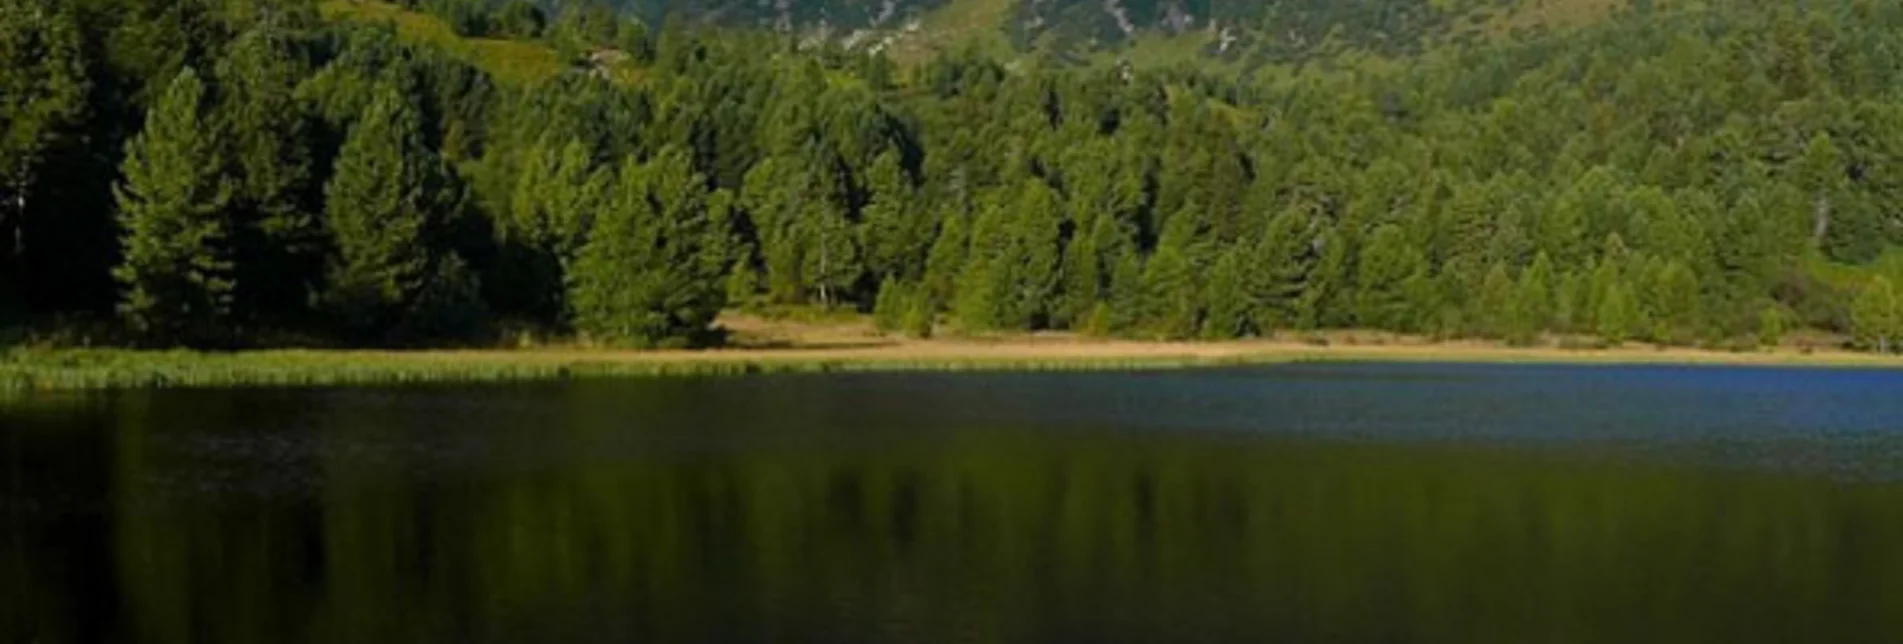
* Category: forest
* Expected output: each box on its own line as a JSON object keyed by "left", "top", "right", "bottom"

{"left": 7, "top": 0, "right": 1903, "bottom": 351}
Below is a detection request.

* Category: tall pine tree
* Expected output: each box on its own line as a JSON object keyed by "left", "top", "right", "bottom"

{"left": 112, "top": 67, "right": 235, "bottom": 344}
{"left": 319, "top": 86, "right": 453, "bottom": 340}
{"left": 568, "top": 147, "right": 732, "bottom": 346}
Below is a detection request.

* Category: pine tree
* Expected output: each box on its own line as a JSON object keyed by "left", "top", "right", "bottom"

{"left": 1756, "top": 303, "right": 1788, "bottom": 349}
{"left": 1852, "top": 276, "right": 1900, "bottom": 353}
{"left": 1247, "top": 208, "right": 1311, "bottom": 333}
{"left": 1799, "top": 133, "right": 1862, "bottom": 261}
{"left": 922, "top": 207, "right": 967, "bottom": 309}
{"left": 319, "top": 87, "right": 451, "bottom": 339}
{"left": 1355, "top": 225, "right": 1424, "bottom": 332}
{"left": 1648, "top": 259, "right": 1701, "bottom": 345}
{"left": 1474, "top": 262, "right": 1515, "bottom": 339}
{"left": 900, "top": 290, "right": 935, "bottom": 339}
{"left": 742, "top": 153, "right": 842, "bottom": 305}
{"left": 1508, "top": 253, "right": 1553, "bottom": 344}
{"left": 1141, "top": 215, "right": 1200, "bottom": 339}
{"left": 112, "top": 68, "right": 235, "bottom": 344}
{"left": 725, "top": 244, "right": 761, "bottom": 310}
{"left": 860, "top": 151, "right": 919, "bottom": 281}
{"left": 217, "top": 26, "right": 320, "bottom": 322}
{"left": 873, "top": 276, "right": 908, "bottom": 332}
{"left": 1554, "top": 270, "right": 1586, "bottom": 334}
{"left": 1106, "top": 244, "right": 1145, "bottom": 335}
{"left": 1201, "top": 247, "right": 1252, "bottom": 339}
{"left": 1597, "top": 281, "right": 1634, "bottom": 346}
{"left": 511, "top": 137, "right": 607, "bottom": 261}
{"left": 1305, "top": 226, "right": 1354, "bottom": 329}
{"left": 1, "top": 0, "right": 87, "bottom": 284}
{"left": 953, "top": 196, "right": 1011, "bottom": 332}
{"left": 568, "top": 148, "right": 731, "bottom": 346}
{"left": 1055, "top": 213, "right": 1107, "bottom": 329}
{"left": 1007, "top": 179, "right": 1064, "bottom": 328}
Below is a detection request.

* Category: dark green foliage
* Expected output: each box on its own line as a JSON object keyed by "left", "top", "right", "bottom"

{"left": 111, "top": 68, "right": 234, "bottom": 345}
{"left": 1852, "top": 276, "right": 1899, "bottom": 353}
{"left": 1201, "top": 248, "right": 1251, "bottom": 339}
{"left": 318, "top": 87, "right": 458, "bottom": 342}
{"left": 1140, "top": 213, "right": 1200, "bottom": 339}
{"left": 1355, "top": 225, "right": 1425, "bottom": 333}
{"left": 873, "top": 276, "right": 908, "bottom": 332}
{"left": 1, "top": 0, "right": 88, "bottom": 312}
{"left": 861, "top": 151, "right": 920, "bottom": 281}
{"left": 874, "top": 277, "right": 934, "bottom": 338}
{"left": 16, "top": 0, "right": 1903, "bottom": 353}
{"left": 217, "top": 27, "right": 322, "bottom": 324}
{"left": 492, "top": 1, "right": 547, "bottom": 39}
{"left": 1597, "top": 282, "right": 1635, "bottom": 346}
{"left": 567, "top": 147, "right": 731, "bottom": 346}
{"left": 1508, "top": 253, "right": 1553, "bottom": 345}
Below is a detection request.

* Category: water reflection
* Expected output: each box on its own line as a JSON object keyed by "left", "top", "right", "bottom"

{"left": 6, "top": 367, "right": 1903, "bottom": 642}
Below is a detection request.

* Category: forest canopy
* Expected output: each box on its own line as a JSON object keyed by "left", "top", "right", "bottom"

{"left": 6, "top": 0, "right": 1903, "bottom": 351}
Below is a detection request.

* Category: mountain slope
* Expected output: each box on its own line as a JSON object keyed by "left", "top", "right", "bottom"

{"left": 590, "top": 0, "right": 1651, "bottom": 65}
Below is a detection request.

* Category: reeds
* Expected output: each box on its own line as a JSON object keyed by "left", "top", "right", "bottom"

{"left": 0, "top": 348, "right": 1284, "bottom": 393}
{"left": 7, "top": 343, "right": 1899, "bottom": 395}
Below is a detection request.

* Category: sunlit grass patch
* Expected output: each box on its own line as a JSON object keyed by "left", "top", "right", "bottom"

{"left": 319, "top": 0, "right": 566, "bottom": 85}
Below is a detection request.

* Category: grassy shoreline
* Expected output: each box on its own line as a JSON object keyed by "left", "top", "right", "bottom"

{"left": 5, "top": 336, "right": 1903, "bottom": 393}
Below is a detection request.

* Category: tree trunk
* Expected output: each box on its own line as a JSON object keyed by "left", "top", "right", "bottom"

{"left": 1812, "top": 194, "right": 1830, "bottom": 246}
{"left": 817, "top": 224, "right": 830, "bottom": 308}
{"left": 8, "top": 186, "right": 25, "bottom": 258}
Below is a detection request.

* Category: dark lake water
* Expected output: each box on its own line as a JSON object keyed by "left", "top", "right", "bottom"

{"left": 7, "top": 362, "right": 1903, "bottom": 643}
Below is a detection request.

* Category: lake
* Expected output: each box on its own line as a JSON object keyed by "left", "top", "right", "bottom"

{"left": 6, "top": 362, "right": 1903, "bottom": 642}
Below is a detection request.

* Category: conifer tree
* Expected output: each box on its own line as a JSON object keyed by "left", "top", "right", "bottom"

{"left": 900, "top": 290, "right": 935, "bottom": 339}
{"left": 112, "top": 68, "right": 235, "bottom": 344}
{"left": 860, "top": 151, "right": 918, "bottom": 281}
{"left": 1202, "top": 247, "right": 1252, "bottom": 339}
{"left": 725, "top": 243, "right": 761, "bottom": 309}
{"left": 217, "top": 27, "right": 319, "bottom": 321}
{"left": 1106, "top": 244, "right": 1145, "bottom": 335}
{"left": 1508, "top": 252, "right": 1554, "bottom": 344}
{"left": 1141, "top": 215, "right": 1200, "bottom": 339}
{"left": 1354, "top": 225, "right": 1423, "bottom": 331}
{"left": 801, "top": 200, "right": 860, "bottom": 309}
{"left": 1474, "top": 262, "right": 1515, "bottom": 338}
{"left": 1007, "top": 179, "right": 1064, "bottom": 328}
{"left": 1247, "top": 209, "right": 1311, "bottom": 333}
{"left": 568, "top": 147, "right": 731, "bottom": 346}
{"left": 873, "top": 276, "right": 908, "bottom": 332}
{"left": 1648, "top": 259, "right": 1701, "bottom": 345}
{"left": 1305, "top": 227, "right": 1354, "bottom": 329}
{"left": 1056, "top": 213, "right": 1108, "bottom": 329}
{"left": 319, "top": 87, "right": 451, "bottom": 339}
{"left": 1852, "top": 276, "right": 1900, "bottom": 353}
{"left": 742, "top": 154, "right": 824, "bottom": 304}
{"left": 1554, "top": 270, "right": 1586, "bottom": 334}
{"left": 1597, "top": 282, "right": 1634, "bottom": 346}
{"left": 922, "top": 208, "right": 967, "bottom": 308}
{"left": 511, "top": 137, "right": 607, "bottom": 261}
{"left": 1, "top": 0, "right": 87, "bottom": 282}
{"left": 954, "top": 196, "right": 1010, "bottom": 331}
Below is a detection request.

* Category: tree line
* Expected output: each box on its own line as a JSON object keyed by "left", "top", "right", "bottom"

{"left": 6, "top": 0, "right": 1903, "bottom": 350}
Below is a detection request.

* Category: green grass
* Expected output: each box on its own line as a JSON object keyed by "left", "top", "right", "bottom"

{"left": 888, "top": 0, "right": 1019, "bottom": 64}
{"left": 8, "top": 340, "right": 1903, "bottom": 395}
{"left": 319, "top": 0, "right": 567, "bottom": 85}
{"left": 0, "top": 347, "right": 1288, "bottom": 394}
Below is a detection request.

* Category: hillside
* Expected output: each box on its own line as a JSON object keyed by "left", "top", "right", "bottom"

{"left": 12, "top": 0, "right": 1903, "bottom": 357}
{"left": 319, "top": 1, "right": 568, "bottom": 84}
{"left": 585, "top": 0, "right": 1648, "bottom": 65}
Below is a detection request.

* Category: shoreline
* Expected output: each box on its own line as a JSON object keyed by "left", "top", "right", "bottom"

{"left": 5, "top": 335, "right": 1902, "bottom": 393}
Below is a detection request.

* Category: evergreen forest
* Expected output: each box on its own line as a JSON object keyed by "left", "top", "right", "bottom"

{"left": 9, "top": 0, "right": 1903, "bottom": 350}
